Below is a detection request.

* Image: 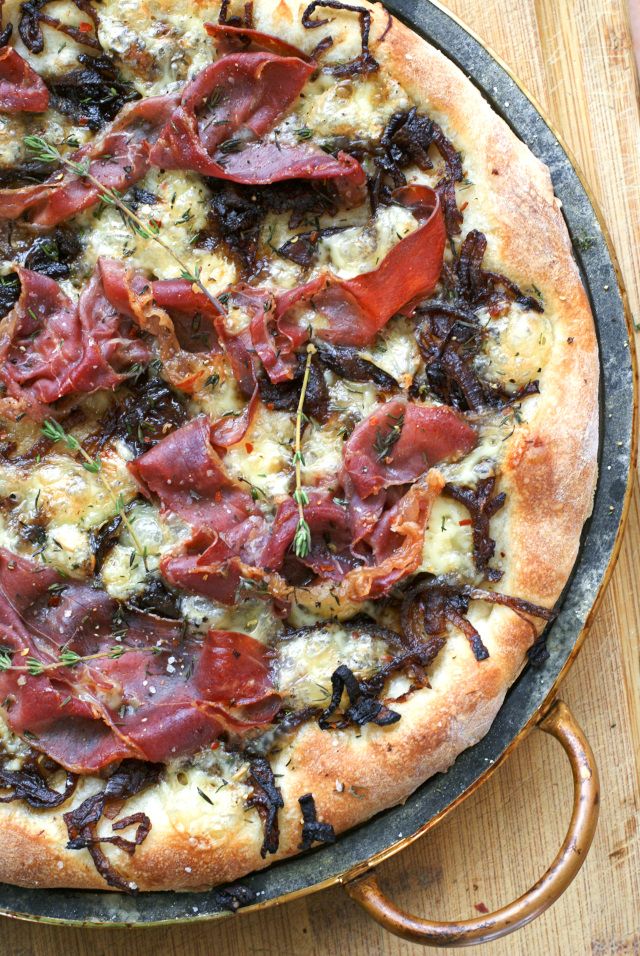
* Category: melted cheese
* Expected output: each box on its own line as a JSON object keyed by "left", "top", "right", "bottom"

{"left": 0, "top": 444, "right": 139, "bottom": 578}
{"left": 477, "top": 305, "right": 553, "bottom": 392}
{"left": 420, "top": 496, "right": 476, "bottom": 578}
{"left": 98, "top": 0, "right": 217, "bottom": 96}
{"left": 224, "top": 408, "right": 295, "bottom": 499}
{"left": 78, "top": 169, "right": 236, "bottom": 289}
{"left": 301, "top": 377, "right": 378, "bottom": 486}
{"left": 275, "top": 623, "right": 388, "bottom": 709}
{"left": 317, "top": 204, "right": 418, "bottom": 279}
{"left": 298, "top": 72, "right": 410, "bottom": 141}
{"left": 359, "top": 315, "right": 421, "bottom": 388}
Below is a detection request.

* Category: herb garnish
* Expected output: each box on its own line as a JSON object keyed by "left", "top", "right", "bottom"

{"left": 292, "top": 344, "right": 316, "bottom": 559}
{"left": 373, "top": 411, "right": 404, "bottom": 462}
{"left": 0, "top": 642, "right": 165, "bottom": 676}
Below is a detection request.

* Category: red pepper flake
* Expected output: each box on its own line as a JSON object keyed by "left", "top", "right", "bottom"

{"left": 78, "top": 117, "right": 88, "bottom": 127}
{"left": 245, "top": 442, "right": 253, "bottom": 453}
{"left": 474, "top": 902, "right": 489, "bottom": 914}
{"left": 149, "top": 218, "right": 163, "bottom": 229}
{"left": 214, "top": 490, "right": 222, "bottom": 502}
{"left": 459, "top": 518, "right": 472, "bottom": 526}
{"left": 460, "top": 201, "right": 469, "bottom": 213}
{"left": 78, "top": 20, "right": 93, "bottom": 32}
{"left": 210, "top": 741, "right": 220, "bottom": 750}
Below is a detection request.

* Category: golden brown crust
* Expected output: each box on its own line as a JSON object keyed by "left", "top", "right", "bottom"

{"left": 0, "top": 0, "right": 598, "bottom": 891}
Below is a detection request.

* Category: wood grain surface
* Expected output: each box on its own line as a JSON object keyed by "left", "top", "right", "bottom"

{"left": 1, "top": 1, "right": 639, "bottom": 953}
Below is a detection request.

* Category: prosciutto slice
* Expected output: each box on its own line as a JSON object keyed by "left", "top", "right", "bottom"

{"left": 0, "top": 46, "right": 49, "bottom": 113}
{"left": 0, "top": 550, "right": 279, "bottom": 772}
{"left": 259, "top": 472, "right": 445, "bottom": 603}
{"left": 130, "top": 417, "right": 268, "bottom": 602}
{"left": 342, "top": 470, "right": 445, "bottom": 602}
{"left": 343, "top": 399, "right": 477, "bottom": 498}
{"left": 274, "top": 185, "right": 446, "bottom": 350}
{"left": 129, "top": 416, "right": 260, "bottom": 529}
{"left": 0, "top": 94, "right": 177, "bottom": 225}
{"left": 0, "top": 265, "right": 151, "bottom": 416}
{"left": 99, "top": 258, "right": 223, "bottom": 355}
{"left": 205, "top": 21, "right": 313, "bottom": 59}
{"left": 262, "top": 492, "right": 357, "bottom": 582}
{"left": 148, "top": 51, "right": 364, "bottom": 190}
{"left": 161, "top": 531, "right": 253, "bottom": 606}
{"left": 217, "top": 187, "right": 444, "bottom": 390}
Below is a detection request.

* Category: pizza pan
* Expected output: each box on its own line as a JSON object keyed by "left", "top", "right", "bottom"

{"left": 0, "top": 0, "right": 635, "bottom": 937}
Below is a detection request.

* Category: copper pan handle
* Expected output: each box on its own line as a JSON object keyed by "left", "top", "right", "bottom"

{"left": 343, "top": 699, "right": 599, "bottom": 947}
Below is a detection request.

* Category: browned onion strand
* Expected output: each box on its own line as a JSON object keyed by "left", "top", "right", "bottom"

{"left": 0, "top": 757, "right": 77, "bottom": 809}
{"left": 298, "top": 793, "right": 335, "bottom": 850}
{"left": 319, "top": 663, "right": 401, "bottom": 729}
{"left": 63, "top": 760, "right": 162, "bottom": 893}
{"left": 19, "top": 0, "right": 101, "bottom": 54}
{"left": 218, "top": 0, "right": 254, "bottom": 28}
{"left": 302, "top": 0, "right": 379, "bottom": 76}
{"left": 370, "top": 108, "right": 462, "bottom": 212}
{"left": 315, "top": 340, "right": 398, "bottom": 389}
{"left": 445, "top": 478, "right": 506, "bottom": 582}
{"left": 246, "top": 757, "right": 284, "bottom": 858}
{"left": 413, "top": 228, "right": 543, "bottom": 412}
{"left": 447, "top": 229, "right": 543, "bottom": 313}
{"left": 400, "top": 577, "right": 555, "bottom": 666}
{"left": 466, "top": 586, "right": 555, "bottom": 622}
{"left": 47, "top": 54, "right": 141, "bottom": 132}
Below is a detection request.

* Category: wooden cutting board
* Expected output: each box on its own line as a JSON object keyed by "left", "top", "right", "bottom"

{"left": 1, "top": 1, "right": 638, "bottom": 953}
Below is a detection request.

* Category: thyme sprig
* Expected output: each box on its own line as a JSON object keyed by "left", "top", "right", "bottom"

{"left": 292, "top": 344, "right": 316, "bottom": 559}
{"left": 373, "top": 411, "right": 404, "bottom": 462}
{"left": 0, "top": 643, "right": 166, "bottom": 677}
{"left": 42, "top": 419, "right": 148, "bottom": 570}
{"left": 23, "top": 135, "right": 226, "bottom": 316}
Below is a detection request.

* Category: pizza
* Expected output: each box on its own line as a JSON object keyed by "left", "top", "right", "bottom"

{"left": 0, "top": 0, "right": 598, "bottom": 896}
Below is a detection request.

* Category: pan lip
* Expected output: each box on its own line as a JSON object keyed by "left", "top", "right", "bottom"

{"left": 0, "top": 0, "right": 635, "bottom": 928}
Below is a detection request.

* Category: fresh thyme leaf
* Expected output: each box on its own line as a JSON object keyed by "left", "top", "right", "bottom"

{"left": 218, "top": 137, "right": 243, "bottom": 155}
{"left": 24, "top": 135, "right": 60, "bottom": 164}
{"left": 373, "top": 412, "right": 405, "bottom": 462}
{"left": 26, "top": 657, "right": 45, "bottom": 676}
{"left": 59, "top": 650, "right": 82, "bottom": 668}
{"left": 293, "top": 518, "right": 312, "bottom": 559}
{"left": 293, "top": 488, "right": 309, "bottom": 506}
{"left": 82, "top": 457, "right": 101, "bottom": 474}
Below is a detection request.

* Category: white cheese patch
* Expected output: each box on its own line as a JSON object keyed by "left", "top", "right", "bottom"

{"left": 317, "top": 203, "right": 418, "bottom": 279}
{"left": 477, "top": 305, "right": 553, "bottom": 392}
{"left": 189, "top": 363, "right": 245, "bottom": 422}
{"left": 439, "top": 418, "right": 506, "bottom": 486}
{"left": 78, "top": 169, "right": 236, "bottom": 289}
{"left": 98, "top": 0, "right": 217, "bottom": 96}
{"left": 275, "top": 623, "right": 388, "bottom": 709}
{"left": 224, "top": 407, "right": 295, "bottom": 500}
{"left": 298, "top": 73, "right": 410, "bottom": 141}
{"left": 420, "top": 496, "right": 476, "bottom": 578}
{"left": 359, "top": 315, "right": 421, "bottom": 388}
{"left": 181, "top": 595, "right": 282, "bottom": 646}
{"left": 0, "top": 446, "right": 139, "bottom": 578}
{"left": 100, "top": 502, "right": 190, "bottom": 600}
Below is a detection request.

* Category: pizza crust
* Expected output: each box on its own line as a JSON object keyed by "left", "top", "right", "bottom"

{"left": 0, "top": 0, "right": 598, "bottom": 891}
